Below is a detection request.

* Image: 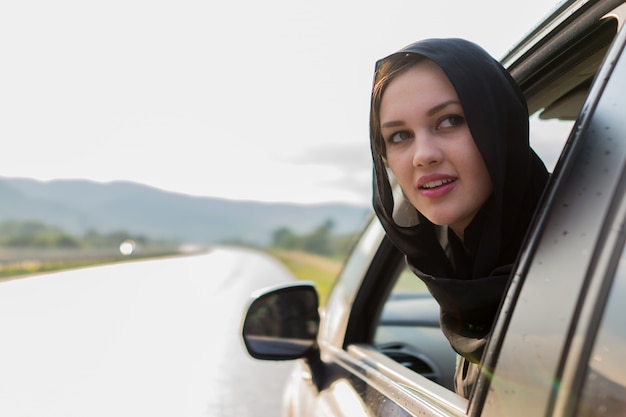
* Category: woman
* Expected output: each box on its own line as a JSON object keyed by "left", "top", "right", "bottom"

{"left": 369, "top": 38, "right": 549, "bottom": 397}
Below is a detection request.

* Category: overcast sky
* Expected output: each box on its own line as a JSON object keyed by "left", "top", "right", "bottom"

{"left": 1, "top": 0, "right": 560, "bottom": 206}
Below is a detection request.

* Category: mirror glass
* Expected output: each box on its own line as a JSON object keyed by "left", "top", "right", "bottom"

{"left": 243, "top": 284, "right": 319, "bottom": 360}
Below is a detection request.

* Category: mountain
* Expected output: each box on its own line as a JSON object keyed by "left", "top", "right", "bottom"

{"left": 0, "top": 177, "right": 371, "bottom": 245}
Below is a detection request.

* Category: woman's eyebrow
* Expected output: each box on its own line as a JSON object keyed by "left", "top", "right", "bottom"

{"left": 381, "top": 120, "right": 405, "bottom": 128}
{"left": 427, "top": 100, "right": 460, "bottom": 116}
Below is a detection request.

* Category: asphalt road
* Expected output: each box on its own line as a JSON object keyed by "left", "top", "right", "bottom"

{"left": 0, "top": 247, "right": 298, "bottom": 417}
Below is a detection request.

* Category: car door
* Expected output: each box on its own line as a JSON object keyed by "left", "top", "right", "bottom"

{"left": 477, "top": 7, "right": 626, "bottom": 416}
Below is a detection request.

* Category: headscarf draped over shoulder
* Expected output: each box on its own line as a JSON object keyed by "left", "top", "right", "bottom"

{"left": 370, "top": 38, "right": 549, "bottom": 362}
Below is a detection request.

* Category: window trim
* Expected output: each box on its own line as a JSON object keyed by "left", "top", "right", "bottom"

{"left": 346, "top": 344, "right": 468, "bottom": 416}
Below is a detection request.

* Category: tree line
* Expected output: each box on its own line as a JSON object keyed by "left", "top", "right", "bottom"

{"left": 0, "top": 220, "right": 152, "bottom": 249}
{"left": 0, "top": 219, "right": 358, "bottom": 259}
{"left": 270, "top": 219, "right": 356, "bottom": 259}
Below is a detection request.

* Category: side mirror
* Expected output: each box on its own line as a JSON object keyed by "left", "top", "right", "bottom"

{"left": 242, "top": 282, "right": 320, "bottom": 361}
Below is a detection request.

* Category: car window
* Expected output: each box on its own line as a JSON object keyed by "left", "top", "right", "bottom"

{"left": 366, "top": 92, "right": 579, "bottom": 397}
{"left": 389, "top": 265, "right": 429, "bottom": 294}
{"left": 334, "top": 215, "right": 385, "bottom": 294}
{"left": 576, "top": 244, "right": 626, "bottom": 416}
{"left": 373, "top": 263, "right": 457, "bottom": 391}
{"left": 529, "top": 115, "right": 573, "bottom": 172}
{"left": 319, "top": 216, "right": 386, "bottom": 348}
{"left": 366, "top": 12, "right": 622, "bottom": 399}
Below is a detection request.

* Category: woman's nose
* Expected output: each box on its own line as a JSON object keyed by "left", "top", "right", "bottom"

{"left": 412, "top": 132, "right": 442, "bottom": 167}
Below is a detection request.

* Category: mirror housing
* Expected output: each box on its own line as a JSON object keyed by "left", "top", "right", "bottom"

{"left": 242, "top": 282, "right": 320, "bottom": 361}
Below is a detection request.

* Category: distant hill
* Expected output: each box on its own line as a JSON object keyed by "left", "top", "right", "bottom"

{"left": 0, "top": 177, "right": 371, "bottom": 246}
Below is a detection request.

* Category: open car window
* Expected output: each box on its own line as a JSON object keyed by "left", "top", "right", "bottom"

{"left": 353, "top": 4, "right": 625, "bottom": 406}
{"left": 373, "top": 264, "right": 457, "bottom": 391}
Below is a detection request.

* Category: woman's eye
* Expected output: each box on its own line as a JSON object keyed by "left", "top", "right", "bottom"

{"left": 438, "top": 115, "right": 464, "bottom": 129}
{"left": 388, "top": 131, "right": 412, "bottom": 144}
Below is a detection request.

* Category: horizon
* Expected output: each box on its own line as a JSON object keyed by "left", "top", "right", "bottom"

{"left": 0, "top": 175, "right": 372, "bottom": 207}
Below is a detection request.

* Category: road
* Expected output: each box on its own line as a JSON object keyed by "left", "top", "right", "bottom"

{"left": 0, "top": 247, "right": 299, "bottom": 417}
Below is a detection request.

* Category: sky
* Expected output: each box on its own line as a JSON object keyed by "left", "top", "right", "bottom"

{"left": 1, "top": 0, "right": 562, "bottom": 206}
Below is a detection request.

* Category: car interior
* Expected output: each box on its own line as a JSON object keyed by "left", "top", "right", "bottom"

{"left": 374, "top": 262, "right": 457, "bottom": 390}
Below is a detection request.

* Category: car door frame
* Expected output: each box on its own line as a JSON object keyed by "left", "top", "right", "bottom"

{"left": 474, "top": 8, "right": 626, "bottom": 416}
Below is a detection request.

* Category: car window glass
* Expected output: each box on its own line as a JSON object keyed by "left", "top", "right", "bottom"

{"left": 390, "top": 265, "right": 429, "bottom": 294}
{"left": 336, "top": 217, "right": 385, "bottom": 294}
{"left": 529, "top": 114, "right": 574, "bottom": 172}
{"left": 320, "top": 218, "right": 386, "bottom": 347}
{"left": 576, "top": 245, "right": 626, "bottom": 416}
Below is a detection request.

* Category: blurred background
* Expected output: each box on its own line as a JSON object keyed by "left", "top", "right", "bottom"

{"left": 0, "top": 1, "right": 566, "bottom": 416}
{"left": 0, "top": 0, "right": 563, "bottom": 276}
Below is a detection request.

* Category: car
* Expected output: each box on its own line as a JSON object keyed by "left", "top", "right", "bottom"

{"left": 241, "top": 0, "right": 626, "bottom": 415}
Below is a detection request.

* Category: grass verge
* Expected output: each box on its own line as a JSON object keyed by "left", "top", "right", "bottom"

{"left": 269, "top": 250, "right": 342, "bottom": 305}
{"left": 0, "top": 250, "right": 182, "bottom": 282}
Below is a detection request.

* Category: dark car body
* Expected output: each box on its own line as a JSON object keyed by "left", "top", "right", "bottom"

{"left": 242, "top": 1, "right": 626, "bottom": 415}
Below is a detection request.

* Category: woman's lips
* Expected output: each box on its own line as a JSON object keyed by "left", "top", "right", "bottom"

{"left": 417, "top": 174, "right": 457, "bottom": 198}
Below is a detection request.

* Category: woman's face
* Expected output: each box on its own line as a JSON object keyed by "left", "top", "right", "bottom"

{"left": 379, "top": 59, "right": 493, "bottom": 239}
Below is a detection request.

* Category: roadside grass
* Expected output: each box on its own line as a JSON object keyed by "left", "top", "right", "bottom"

{"left": 269, "top": 250, "right": 343, "bottom": 305}
{"left": 0, "top": 259, "right": 114, "bottom": 280}
{"left": 0, "top": 250, "right": 182, "bottom": 282}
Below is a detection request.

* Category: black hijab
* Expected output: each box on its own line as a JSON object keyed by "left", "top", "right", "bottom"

{"left": 370, "top": 38, "right": 549, "bottom": 363}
